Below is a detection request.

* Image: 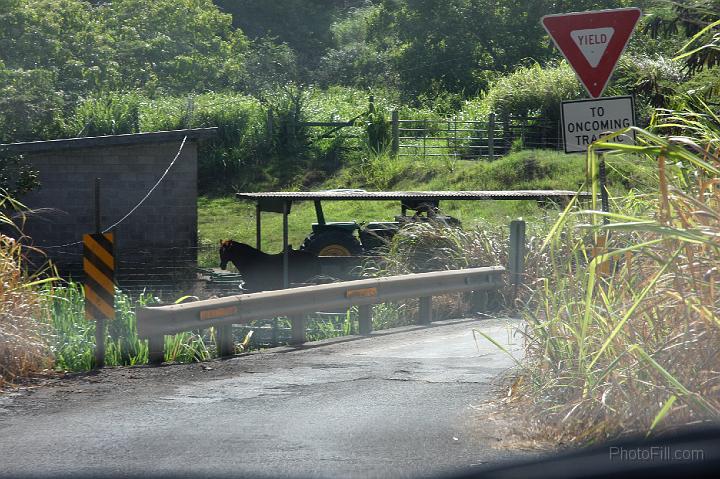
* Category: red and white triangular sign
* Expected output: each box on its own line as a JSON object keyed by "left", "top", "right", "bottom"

{"left": 542, "top": 8, "right": 641, "bottom": 98}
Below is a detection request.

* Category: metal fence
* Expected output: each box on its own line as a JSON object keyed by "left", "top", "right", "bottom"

{"left": 37, "top": 242, "right": 228, "bottom": 298}
{"left": 391, "top": 112, "right": 562, "bottom": 161}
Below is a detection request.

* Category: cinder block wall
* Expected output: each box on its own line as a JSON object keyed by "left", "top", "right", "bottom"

{"left": 19, "top": 141, "right": 198, "bottom": 288}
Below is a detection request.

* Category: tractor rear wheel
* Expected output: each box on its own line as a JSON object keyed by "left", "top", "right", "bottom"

{"left": 301, "top": 230, "right": 363, "bottom": 256}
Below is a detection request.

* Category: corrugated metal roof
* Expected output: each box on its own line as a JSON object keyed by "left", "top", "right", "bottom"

{"left": 237, "top": 190, "right": 590, "bottom": 201}
{"left": 0, "top": 128, "right": 218, "bottom": 153}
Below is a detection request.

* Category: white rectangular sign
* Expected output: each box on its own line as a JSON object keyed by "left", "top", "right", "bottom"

{"left": 561, "top": 96, "right": 636, "bottom": 153}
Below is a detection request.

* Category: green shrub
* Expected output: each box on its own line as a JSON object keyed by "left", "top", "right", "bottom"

{"left": 64, "top": 91, "right": 144, "bottom": 137}
{"left": 0, "top": 67, "right": 66, "bottom": 143}
{"left": 460, "top": 56, "right": 687, "bottom": 142}
{"left": 59, "top": 86, "right": 448, "bottom": 193}
{"left": 461, "top": 62, "right": 584, "bottom": 122}
{"left": 674, "top": 65, "right": 720, "bottom": 104}
{"left": 613, "top": 54, "right": 686, "bottom": 123}
{"left": 149, "top": 93, "right": 268, "bottom": 193}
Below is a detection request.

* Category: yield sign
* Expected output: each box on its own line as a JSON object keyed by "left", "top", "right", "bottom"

{"left": 542, "top": 8, "right": 641, "bottom": 98}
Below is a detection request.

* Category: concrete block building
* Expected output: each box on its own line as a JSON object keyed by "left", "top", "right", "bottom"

{"left": 0, "top": 128, "right": 216, "bottom": 290}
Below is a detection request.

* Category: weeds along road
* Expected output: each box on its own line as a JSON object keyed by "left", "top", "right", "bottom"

{"left": 0, "top": 317, "right": 528, "bottom": 479}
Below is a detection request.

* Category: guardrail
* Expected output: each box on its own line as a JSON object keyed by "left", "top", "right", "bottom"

{"left": 137, "top": 266, "right": 505, "bottom": 364}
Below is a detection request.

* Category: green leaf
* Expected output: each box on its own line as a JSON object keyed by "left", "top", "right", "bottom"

{"left": 174, "top": 295, "right": 199, "bottom": 304}
{"left": 647, "top": 395, "right": 677, "bottom": 438}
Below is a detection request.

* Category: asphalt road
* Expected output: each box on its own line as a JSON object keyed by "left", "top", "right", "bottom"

{"left": 0, "top": 317, "right": 527, "bottom": 478}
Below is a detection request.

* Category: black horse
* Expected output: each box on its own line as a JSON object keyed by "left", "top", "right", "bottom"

{"left": 219, "top": 240, "right": 321, "bottom": 292}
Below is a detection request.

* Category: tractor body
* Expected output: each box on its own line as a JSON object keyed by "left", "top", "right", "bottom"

{"left": 299, "top": 199, "right": 460, "bottom": 256}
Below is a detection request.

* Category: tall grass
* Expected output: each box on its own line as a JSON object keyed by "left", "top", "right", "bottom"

{"left": 50, "top": 282, "right": 218, "bottom": 370}
{"left": 50, "top": 284, "right": 151, "bottom": 370}
{"left": 62, "top": 87, "right": 443, "bottom": 194}
{"left": 510, "top": 104, "right": 720, "bottom": 443}
{"left": 360, "top": 220, "right": 515, "bottom": 321}
{"left": 0, "top": 193, "right": 56, "bottom": 387}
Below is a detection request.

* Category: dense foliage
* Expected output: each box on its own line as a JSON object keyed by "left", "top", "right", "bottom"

{"left": 0, "top": 0, "right": 718, "bottom": 193}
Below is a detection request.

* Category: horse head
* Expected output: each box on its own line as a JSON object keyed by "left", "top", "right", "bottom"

{"left": 219, "top": 239, "right": 237, "bottom": 270}
{"left": 219, "top": 240, "right": 262, "bottom": 271}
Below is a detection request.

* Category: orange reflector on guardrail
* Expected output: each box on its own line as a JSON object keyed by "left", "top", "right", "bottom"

{"left": 346, "top": 287, "right": 377, "bottom": 299}
{"left": 200, "top": 306, "right": 238, "bottom": 321}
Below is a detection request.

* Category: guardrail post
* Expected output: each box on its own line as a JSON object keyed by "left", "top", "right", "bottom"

{"left": 358, "top": 305, "right": 372, "bottom": 335}
{"left": 290, "top": 315, "right": 305, "bottom": 344}
{"left": 471, "top": 290, "right": 488, "bottom": 312}
{"left": 148, "top": 335, "right": 164, "bottom": 364}
{"left": 418, "top": 296, "right": 432, "bottom": 325}
{"left": 509, "top": 219, "right": 526, "bottom": 303}
{"left": 391, "top": 110, "right": 399, "bottom": 158}
{"left": 217, "top": 324, "right": 234, "bottom": 357}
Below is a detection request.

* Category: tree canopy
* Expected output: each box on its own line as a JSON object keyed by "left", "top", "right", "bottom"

{"left": 0, "top": 0, "right": 717, "bottom": 146}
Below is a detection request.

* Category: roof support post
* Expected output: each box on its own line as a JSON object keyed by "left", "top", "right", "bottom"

{"left": 256, "top": 204, "right": 262, "bottom": 250}
{"left": 314, "top": 200, "right": 326, "bottom": 225}
{"left": 283, "top": 200, "right": 290, "bottom": 289}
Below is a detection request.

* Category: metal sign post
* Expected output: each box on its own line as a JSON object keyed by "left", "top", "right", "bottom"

{"left": 542, "top": 9, "right": 642, "bottom": 274}
{"left": 84, "top": 178, "right": 115, "bottom": 368}
{"left": 598, "top": 154, "right": 610, "bottom": 222}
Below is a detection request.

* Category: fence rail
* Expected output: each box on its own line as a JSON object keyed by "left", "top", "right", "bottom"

{"left": 137, "top": 266, "right": 506, "bottom": 363}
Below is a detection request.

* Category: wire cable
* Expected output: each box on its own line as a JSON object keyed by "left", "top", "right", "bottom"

{"left": 42, "top": 135, "right": 187, "bottom": 249}
{"left": 101, "top": 135, "right": 187, "bottom": 233}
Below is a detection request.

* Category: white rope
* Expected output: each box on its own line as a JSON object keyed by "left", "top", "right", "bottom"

{"left": 43, "top": 135, "right": 187, "bottom": 249}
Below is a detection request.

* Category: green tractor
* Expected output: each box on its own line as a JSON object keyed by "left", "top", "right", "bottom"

{"left": 299, "top": 193, "right": 461, "bottom": 257}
